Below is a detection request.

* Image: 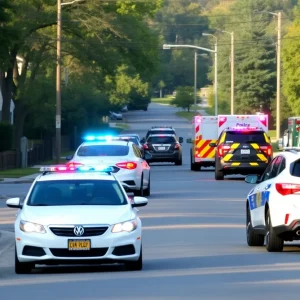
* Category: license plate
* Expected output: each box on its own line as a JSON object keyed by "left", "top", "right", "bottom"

{"left": 68, "top": 239, "right": 91, "bottom": 251}
{"left": 241, "top": 149, "right": 250, "bottom": 154}
{"left": 158, "top": 147, "right": 165, "bottom": 150}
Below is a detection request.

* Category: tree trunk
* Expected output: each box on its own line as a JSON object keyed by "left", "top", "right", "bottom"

{"left": 160, "top": 88, "right": 162, "bottom": 98}
{"left": 13, "top": 101, "right": 27, "bottom": 167}
{"left": 1, "top": 68, "right": 14, "bottom": 123}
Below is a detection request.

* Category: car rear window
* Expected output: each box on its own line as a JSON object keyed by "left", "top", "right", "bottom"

{"left": 224, "top": 131, "right": 267, "bottom": 144}
{"left": 147, "top": 136, "right": 176, "bottom": 144}
{"left": 27, "top": 180, "right": 128, "bottom": 206}
{"left": 77, "top": 145, "right": 129, "bottom": 156}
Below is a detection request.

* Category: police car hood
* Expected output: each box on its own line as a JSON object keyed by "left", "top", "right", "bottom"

{"left": 22, "top": 205, "right": 134, "bottom": 226}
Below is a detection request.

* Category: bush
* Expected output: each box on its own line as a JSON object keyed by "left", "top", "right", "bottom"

{"left": 0, "top": 122, "right": 13, "bottom": 151}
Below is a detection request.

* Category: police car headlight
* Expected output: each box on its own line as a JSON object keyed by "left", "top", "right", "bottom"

{"left": 111, "top": 219, "right": 137, "bottom": 233}
{"left": 20, "top": 220, "right": 46, "bottom": 234}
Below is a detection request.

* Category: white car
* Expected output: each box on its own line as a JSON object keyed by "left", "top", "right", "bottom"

{"left": 109, "top": 111, "right": 123, "bottom": 120}
{"left": 6, "top": 165, "right": 148, "bottom": 274}
{"left": 245, "top": 148, "right": 300, "bottom": 252}
{"left": 66, "top": 137, "right": 150, "bottom": 196}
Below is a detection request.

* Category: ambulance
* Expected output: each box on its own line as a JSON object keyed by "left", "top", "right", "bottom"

{"left": 187, "top": 116, "right": 218, "bottom": 171}
{"left": 210, "top": 114, "right": 272, "bottom": 180}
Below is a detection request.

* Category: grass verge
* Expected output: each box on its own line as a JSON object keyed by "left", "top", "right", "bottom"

{"left": 0, "top": 168, "right": 39, "bottom": 178}
{"left": 176, "top": 111, "right": 196, "bottom": 121}
{"left": 151, "top": 96, "right": 173, "bottom": 104}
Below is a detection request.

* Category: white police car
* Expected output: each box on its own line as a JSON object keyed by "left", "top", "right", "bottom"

{"left": 66, "top": 136, "right": 150, "bottom": 196}
{"left": 245, "top": 148, "right": 300, "bottom": 252}
{"left": 6, "top": 165, "right": 148, "bottom": 274}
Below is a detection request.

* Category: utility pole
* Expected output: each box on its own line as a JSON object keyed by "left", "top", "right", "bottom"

{"left": 276, "top": 11, "right": 281, "bottom": 141}
{"left": 214, "top": 41, "right": 218, "bottom": 116}
{"left": 230, "top": 32, "right": 234, "bottom": 115}
{"left": 56, "top": 0, "right": 62, "bottom": 164}
{"left": 194, "top": 50, "right": 197, "bottom": 115}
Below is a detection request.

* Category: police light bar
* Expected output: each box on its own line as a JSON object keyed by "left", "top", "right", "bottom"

{"left": 84, "top": 135, "right": 115, "bottom": 141}
{"left": 228, "top": 126, "right": 263, "bottom": 131}
{"left": 40, "top": 165, "right": 114, "bottom": 173}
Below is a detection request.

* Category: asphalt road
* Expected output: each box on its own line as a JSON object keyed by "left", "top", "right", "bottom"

{"left": 1, "top": 103, "right": 300, "bottom": 299}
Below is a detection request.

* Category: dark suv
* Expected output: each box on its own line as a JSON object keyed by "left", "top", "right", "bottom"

{"left": 210, "top": 129, "right": 273, "bottom": 180}
{"left": 141, "top": 127, "right": 183, "bottom": 143}
{"left": 143, "top": 134, "right": 183, "bottom": 165}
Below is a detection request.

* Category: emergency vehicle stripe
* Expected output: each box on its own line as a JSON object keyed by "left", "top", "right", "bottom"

{"left": 231, "top": 162, "right": 240, "bottom": 166}
{"left": 196, "top": 140, "right": 211, "bottom": 151}
{"left": 219, "top": 133, "right": 226, "bottom": 144}
{"left": 223, "top": 154, "right": 233, "bottom": 162}
{"left": 256, "top": 154, "right": 267, "bottom": 161}
{"left": 200, "top": 143, "right": 216, "bottom": 158}
{"left": 250, "top": 143, "right": 259, "bottom": 149}
{"left": 231, "top": 143, "right": 240, "bottom": 149}
{"left": 264, "top": 133, "right": 270, "bottom": 143}
{"left": 250, "top": 162, "right": 259, "bottom": 166}
{"left": 195, "top": 125, "right": 200, "bottom": 134}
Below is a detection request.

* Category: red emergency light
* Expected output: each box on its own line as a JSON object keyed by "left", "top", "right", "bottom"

{"left": 218, "top": 116, "right": 227, "bottom": 127}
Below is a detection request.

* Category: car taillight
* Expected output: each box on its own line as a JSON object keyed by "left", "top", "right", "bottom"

{"left": 217, "top": 144, "right": 231, "bottom": 157}
{"left": 66, "top": 162, "right": 84, "bottom": 168}
{"left": 143, "top": 143, "right": 149, "bottom": 149}
{"left": 116, "top": 162, "right": 137, "bottom": 170}
{"left": 260, "top": 145, "right": 272, "bottom": 156}
{"left": 275, "top": 183, "right": 300, "bottom": 196}
{"left": 175, "top": 143, "right": 180, "bottom": 149}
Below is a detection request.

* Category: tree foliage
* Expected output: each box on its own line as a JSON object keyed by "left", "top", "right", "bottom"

{"left": 0, "top": 0, "right": 162, "bottom": 147}
{"left": 171, "top": 86, "right": 195, "bottom": 112}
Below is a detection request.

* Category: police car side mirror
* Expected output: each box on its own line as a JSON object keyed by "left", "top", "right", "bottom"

{"left": 66, "top": 155, "right": 73, "bottom": 161}
{"left": 209, "top": 142, "right": 217, "bottom": 147}
{"left": 179, "top": 137, "right": 183, "bottom": 143}
{"left": 245, "top": 175, "right": 258, "bottom": 184}
{"left": 186, "top": 138, "right": 192, "bottom": 143}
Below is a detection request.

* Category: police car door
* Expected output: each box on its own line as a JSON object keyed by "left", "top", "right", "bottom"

{"left": 249, "top": 157, "right": 277, "bottom": 227}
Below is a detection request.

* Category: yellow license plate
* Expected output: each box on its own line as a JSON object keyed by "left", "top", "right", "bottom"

{"left": 68, "top": 239, "right": 91, "bottom": 251}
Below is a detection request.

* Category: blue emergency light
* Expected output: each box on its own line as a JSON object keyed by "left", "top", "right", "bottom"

{"left": 83, "top": 135, "right": 114, "bottom": 141}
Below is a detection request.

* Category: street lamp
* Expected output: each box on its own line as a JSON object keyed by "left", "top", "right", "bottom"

{"left": 221, "top": 30, "right": 234, "bottom": 115}
{"left": 202, "top": 33, "right": 218, "bottom": 116}
{"left": 56, "top": 0, "right": 85, "bottom": 163}
{"left": 256, "top": 10, "right": 282, "bottom": 140}
{"left": 162, "top": 44, "right": 216, "bottom": 116}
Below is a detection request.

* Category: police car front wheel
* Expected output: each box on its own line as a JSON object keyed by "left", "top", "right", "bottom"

{"left": 246, "top": 205, "right": 264, "bottom": 246}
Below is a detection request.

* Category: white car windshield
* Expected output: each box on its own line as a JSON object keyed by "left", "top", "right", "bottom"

{"left": 27, "top": 180, "right": 128, "bottom": 206}
{"left": 77, "top": 145, "right": 129, "bottom": 156}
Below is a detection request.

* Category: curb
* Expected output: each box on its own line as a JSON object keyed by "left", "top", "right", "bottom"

{"left": 0, "top": 180, "right": 34, "bottom": 184}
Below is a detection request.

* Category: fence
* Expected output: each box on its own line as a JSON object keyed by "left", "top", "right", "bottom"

{"left": 0, "top": 135, "right": 72, "bottom": 170}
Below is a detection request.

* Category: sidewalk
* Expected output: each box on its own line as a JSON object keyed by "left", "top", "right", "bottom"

{"left": 0, "top": 173, "right": 39, "bottom": 184}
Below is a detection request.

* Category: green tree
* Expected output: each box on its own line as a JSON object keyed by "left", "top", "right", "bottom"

{"left": 171, "top": 86, "right": 194, "bottom": 111}
{"left": 282, "top": 1, "right": 300, "bottom": 116}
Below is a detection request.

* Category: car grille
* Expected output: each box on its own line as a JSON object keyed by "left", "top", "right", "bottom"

{"left": 50, "top": 248, "right": 108, "bottom": 257}
{"left": 49, "top": 226, "right": 109, "bottom": 237}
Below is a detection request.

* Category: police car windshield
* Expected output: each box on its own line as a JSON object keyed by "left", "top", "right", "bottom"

{"left": 225, "top": 131, "right": 266, "bottom": 144}
{"left": 77, "top": 145, "right": 129, "bottom": 156}
{"left": 147, "top": 136, "right": 176, "bottom": 144}
{"left": 27, "top": 180, "right": 128, "bottom": 206}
